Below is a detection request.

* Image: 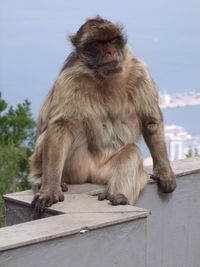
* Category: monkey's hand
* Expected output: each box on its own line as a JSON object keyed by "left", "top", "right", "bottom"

{"left": 31, "top": 187, "right": 64, "bottom": 214}
{"left": 152, "top": 165, "right": 177, "bottom": 193}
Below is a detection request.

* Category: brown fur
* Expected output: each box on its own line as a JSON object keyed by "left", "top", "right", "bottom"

{"left": 29, "top": 16, "right": 176, "bottom": 213}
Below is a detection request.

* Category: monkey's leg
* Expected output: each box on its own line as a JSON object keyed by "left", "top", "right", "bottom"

{"left": 97, "top": 144, "right": 148, "bottom": 205}
{"left": 31, "top": 122, "right": 73, "bottom": 213}
{"left": 29, "top": 131, "right": 46, "bottom": 193}
{"left": 29, "top": 154, "right": 42, "bottom": 193}
{"left": 143, "top": 118, "right": 176, "bottom": 193}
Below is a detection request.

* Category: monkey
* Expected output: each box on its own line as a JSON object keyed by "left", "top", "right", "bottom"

{"left": 29, "top": 16, "right": 176, "bottom": 213}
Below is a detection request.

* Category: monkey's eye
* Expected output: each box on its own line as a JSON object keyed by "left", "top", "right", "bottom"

{"left": 110, "top": 38, "right": 118, "bottom": 44}
{"left": 84, "top": 41, "right": 99, "bottom": 52}
{"left": 87, "top": 41, "right": 101, "bottom": 50}
{"left": 112, "top": 37, "right": 125, "bottom": 47}
{"left": 92, "top": 40, "right": 107, "bottom": 46}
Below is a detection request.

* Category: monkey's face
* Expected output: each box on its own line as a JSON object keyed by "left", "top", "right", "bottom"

{"left": 86, "top": 37, "right": 125, "bottom": 76}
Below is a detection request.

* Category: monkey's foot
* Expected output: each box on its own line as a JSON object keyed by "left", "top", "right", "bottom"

{"left": 98, "top": 192, "right": 129, "bottom": 205}
{"left": 31, "top": 189, "right": 64, "bottom": 214}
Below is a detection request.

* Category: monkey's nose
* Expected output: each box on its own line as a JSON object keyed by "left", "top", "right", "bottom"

{"left": 106, "top": 49, "right": 118, "bottom": 60}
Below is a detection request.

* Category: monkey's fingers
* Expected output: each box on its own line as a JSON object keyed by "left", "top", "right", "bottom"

{"left": 98, "top": 192, "right": 111, "bottom": 201}
{"left": 31, "top": 194, "right": 40, "bottom": 209}
{"left": 35, "top": 196, "right": 51, "bottom": 214}
{"left": 37, "top": 197, "right": 53, "bottom": 214}
{"left": 159, "top": 179, "right": 177, "bottom": 193}
{"left": 150, "top": 173, "right": 177, "bottom": 193}
{"left": 31, "top": 194, "right": 53, "bottom": 214}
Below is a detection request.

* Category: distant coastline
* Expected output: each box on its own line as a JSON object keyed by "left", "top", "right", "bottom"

{"left": 159, "top": 92, "right": 200, "bottom": 109}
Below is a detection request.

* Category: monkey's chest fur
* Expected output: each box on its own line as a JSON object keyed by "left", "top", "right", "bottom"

{"left": 83, "top": 95, "right": 140, "bottom": 159}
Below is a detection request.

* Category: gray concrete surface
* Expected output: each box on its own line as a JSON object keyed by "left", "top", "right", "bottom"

{"left": 0, "top": 218, "right": 147, "bottom": 267}
{"left": 1, "top": 157, "right": 200, "bottom": 267}
{"left": 137, "top": 173, "right": 200, "bottom": 267}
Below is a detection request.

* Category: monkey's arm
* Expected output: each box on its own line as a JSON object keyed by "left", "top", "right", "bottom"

{"left": 31, "top": 69, "right": 83, "bottom": 213}
{"left": 139, "top": 74, "right": 176, "bottom": 193}
{"left": 142, "top": 112, "right": 176, "bottom": 192}
{"left": 31, "top": 120, "right": 74, "bottom": 213}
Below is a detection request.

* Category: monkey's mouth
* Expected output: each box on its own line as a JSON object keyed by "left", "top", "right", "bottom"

{"left": 98, "top": 61, "right": 123, "bottom": 76}
{"left": 100, "top": 60, "right": 119, "bottom": 68}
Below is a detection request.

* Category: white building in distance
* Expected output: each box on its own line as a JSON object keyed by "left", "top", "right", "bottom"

{"left": 165, "top": 125, "right": 200, "bottom": 161}
{"left": 143, "top": 124, "right": 200, "bottom": 166}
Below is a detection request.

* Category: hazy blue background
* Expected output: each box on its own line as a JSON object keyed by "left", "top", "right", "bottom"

{"left": 0, "top": 0, "right": 200, "bottom": 117}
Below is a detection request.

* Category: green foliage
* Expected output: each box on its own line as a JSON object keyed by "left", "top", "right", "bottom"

{"left": 0, "top": 92, "right": 36, "bottom": 226}
{"left": 185, "top": 147, "right": 199, "bottom": 158}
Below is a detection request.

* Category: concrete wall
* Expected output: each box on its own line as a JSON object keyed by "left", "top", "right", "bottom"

{"left": 137, "top": 173, "right": 200, "bottom": 267}
{"left": 0, "top": 219, "right": 147, "bottom": 267}
{"left": 1, "top": 158, "right": 200, "bottom": 267}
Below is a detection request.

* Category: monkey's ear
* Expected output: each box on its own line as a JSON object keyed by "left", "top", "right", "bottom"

{"left": 69, "top": 34, "right": 78, "bottom": 47}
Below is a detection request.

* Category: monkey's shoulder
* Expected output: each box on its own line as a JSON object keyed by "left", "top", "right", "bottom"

{"left": 125, "top": 56, "right": 158, "bottom": 98}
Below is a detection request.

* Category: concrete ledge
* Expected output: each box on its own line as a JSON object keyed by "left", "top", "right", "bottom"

{"left": 145, "top": 156, "right": 200, "bottom": 180}
{"left": 0, "top": 207, "right": 149, "bottom": 252}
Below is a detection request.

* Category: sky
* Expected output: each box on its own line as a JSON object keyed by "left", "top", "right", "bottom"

{"left": 0, "top": 0, "right": 200, "bottom": 117}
